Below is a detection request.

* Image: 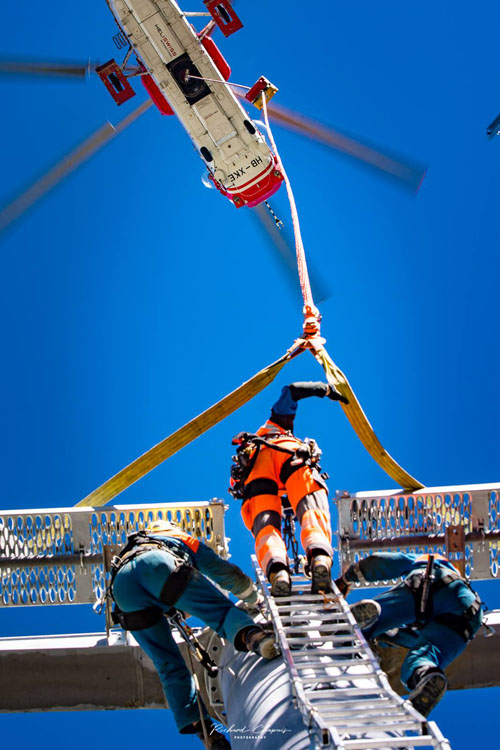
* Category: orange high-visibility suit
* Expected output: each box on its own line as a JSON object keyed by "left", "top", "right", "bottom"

{"left": 233, "top": 382, "right": 346, "bottom": 577}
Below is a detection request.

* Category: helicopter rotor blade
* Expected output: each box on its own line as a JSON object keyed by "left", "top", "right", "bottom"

{"left": 0, "top": 59, "right": 98, "bottom": 79}
{"left": 265, "top": 101, "right": 427, "bottom": 193}
{"left": 0, "top": 100, "right": 152, "bottom": 236}
{"left": 252, "top": 203, "right": 331, "bottom": 305}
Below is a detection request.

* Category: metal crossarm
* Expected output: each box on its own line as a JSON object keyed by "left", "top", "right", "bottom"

{"left": 0, "top": 500, "right": 227, "bottom": 606}
{"left": 253, "top": 557, "right": 450, "bottom": 750}
{"left": 337, "top": 483, "right": 500, "bottom": 583}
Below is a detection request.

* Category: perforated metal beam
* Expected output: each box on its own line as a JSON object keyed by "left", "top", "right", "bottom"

{"left": 0, "top": 500, "right": 227, "bottom": 607}
{"left": 337, "top": 483, "right": 500, "bottom": 582}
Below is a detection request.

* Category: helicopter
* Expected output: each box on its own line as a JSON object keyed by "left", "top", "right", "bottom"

{"left": 0, "top": 0, "right": 426, "bottom": 238}
{"left": 98, "top": 0, "right": 284, "bottom": 209}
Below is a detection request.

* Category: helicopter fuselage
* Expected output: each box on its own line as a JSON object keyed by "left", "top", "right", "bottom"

{"left": 107, "top": 0, "right": 283, "bottom": 207}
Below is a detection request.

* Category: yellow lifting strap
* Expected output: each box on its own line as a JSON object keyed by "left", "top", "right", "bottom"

{"left": 309, "top": 341, "right": 423, "bottom": 491}
{"left": 75, "top": 344, "right": 303, "bottom": 507}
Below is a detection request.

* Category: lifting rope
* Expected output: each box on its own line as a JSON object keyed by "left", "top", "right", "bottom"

{"left": 75, "top": 90, "right": 423, "bottom": 509}
{"left": 261, "top": 94, "right": 315, "bottom": 313}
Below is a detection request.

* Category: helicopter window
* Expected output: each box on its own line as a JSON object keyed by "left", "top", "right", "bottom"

{"left": 215, "top": 4, "right": 231, "bottom": 24}
{"left": 200, "top": 147, "right": 213, "bottom": 162}
{"left": 244, "top": 120, "right": 256, "bottom": 135}
{"left": 108, "top": 72, "right": 124, "bottom": 93}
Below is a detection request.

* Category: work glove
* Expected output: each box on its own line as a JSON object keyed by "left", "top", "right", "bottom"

{"left": 334, "top": 576, "right": 351, "bottom": 597}
{"left": 326, "top": 384, "right": 349, "bottom": 405}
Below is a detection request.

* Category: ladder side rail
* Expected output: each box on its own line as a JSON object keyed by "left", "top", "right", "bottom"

{"left": 253, "top": 557, "right": 450, "bottom": 750}
{"left": 253, "top": 557, "right": 343, "bottom": 749}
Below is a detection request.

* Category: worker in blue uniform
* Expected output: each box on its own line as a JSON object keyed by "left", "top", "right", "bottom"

{"left": 335, "top": 551, "right": 483, "bottom": 716}
{"left": 110, "top": 519, "right": 279, "bottom": 750}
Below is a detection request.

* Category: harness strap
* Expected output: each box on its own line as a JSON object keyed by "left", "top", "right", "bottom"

{"left": 352, "top": 561, "right": 368, "bottom": 586}
{"left": 160, "top": 563, "right": 194, "bottom": 606}
{"left": 433, "top": 613, "right": 475, "bottom": 642}
{"left": 111, "top": 564, "right": 193, "bottom": 631}
{"left": 405, "top": 569, "right": 462, "bottom": 593}
{"left": 109, "top": 532, "right": 195, "bottom": 630}
{"left": 430, "top": 571, "right": 462, "bottom": 592}
{"left": 112, "top": 605, "right": 165, "bottom": 631}
{"left": 243, "top": 477, "right": 279, "bottom": 500}
{"left": 256, "top": 437, "right": 296, "bottom": 454}
{"left": 233, "top": 431, "right": 322, "bottom": 500}
{"left": 404, "top": 570, "right": 482, "bottom": 637}
{"left": 280, "top": 455, "right": 302, "bottom": 484}
{"left": 113, "top": 542, "right": 168, "bottom": 570}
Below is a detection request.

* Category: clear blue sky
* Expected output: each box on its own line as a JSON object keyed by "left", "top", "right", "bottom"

{"left": 1, "top": 1, "right": 499, "bottom": 747}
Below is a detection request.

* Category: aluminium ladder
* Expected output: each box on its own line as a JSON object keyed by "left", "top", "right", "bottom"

{"left": 253, "top": 558, "right": 451, "bottom": 750}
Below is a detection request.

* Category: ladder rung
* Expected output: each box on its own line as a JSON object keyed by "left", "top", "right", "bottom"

{"left": 280, "top": 612, "right": 352, "bottom": 630}
{"left": 300, "top": 671, "right": 377, "bottom": 684}
{"left": 284, "top": 625, "right": 352, "bottom": 634}
{"left": 285, "top": 610, "right": 348, "bottom": 619}
{"left": 274, "top": 604, "right": 347, "bottom": 615}
{"left": 340, "top": 736, "right": 441, "bottom": 749}
{"left": 320, "top": 712, "right": 410, "bottom": 723}
{"left": 306, "top": 685, "right": 380, "bottom": 711}
{"left": 330, "top": 719, "right": 424, "bottom": 731}
{"left": 319, "top": 703, "right": 406, "bottom": 715}
{"left": 328, "top": 712, "right": 422, "bottom": 734}
{"left": 294, "top": 659, "right": 370, "bottom": 669}
{"left": 317, "top": 703, "right": 403, "bottom": 715}
{"left": 287, "top": 635, "right": 361, "bottom": 648}
{"left": 273, "top": 591, "right": 330, "bottom": 612}
{"left": 291, "top": 647, "right": 365, "bottom": 657}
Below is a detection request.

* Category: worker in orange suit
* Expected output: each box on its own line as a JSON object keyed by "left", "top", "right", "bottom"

{"left": 230, "top": 382, "right": 348, "bottom": 596}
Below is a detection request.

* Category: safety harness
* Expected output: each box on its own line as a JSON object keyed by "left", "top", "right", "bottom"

{"left": 403, "top": 555, "right": 483, "bottom": 642}
{"left": 104, "top": 530, "right": 219, "bottom": 676}
{"left": 229, "top": 431, "right": 325, "bottom": 501}
{"left": 108, "top": 531, "right": 194, "bottom": 631}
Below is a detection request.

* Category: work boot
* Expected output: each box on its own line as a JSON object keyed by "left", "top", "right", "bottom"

{"left": 310, "top": 554, "right": 333, "bottom": 594}
{"left": 192, "top": 719, "right": 231, "bottom": 749}
{"left": 349, "top": 599, "right": 382, "bottom": 630}
{"left": 269, "top": 567, "right": 292, "bottom": 597}
{"left": 407, "top": 667, "right": 448, "bottom": 717}
{"left": 244, "top": 626, "right": 281, "bottom": 660}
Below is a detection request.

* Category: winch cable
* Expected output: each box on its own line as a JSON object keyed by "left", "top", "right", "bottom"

{"left": 75, "top": 342, "right": 305, "bottom": 507}
{"left": 261, "top": 94, "right": 423, "bottom": 491}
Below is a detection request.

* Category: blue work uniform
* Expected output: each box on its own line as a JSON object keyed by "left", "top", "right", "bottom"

{"left": 344, "top": 552, "right": 483, "bottom": 687}
{"left": 112, "top": 534, "right": 257, "bottom": 732}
